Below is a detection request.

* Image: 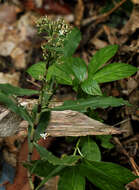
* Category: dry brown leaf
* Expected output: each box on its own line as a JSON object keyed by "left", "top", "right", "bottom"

{"left": 103, "top": 25, "right": 119, "bottom": 45}
{"left": 127, "top": 78, "right": 138, "bottom": 94}
{"left": 0, "top": 12, "right": 37, "bottom": 69}
{"left": 45, "top": 176, "right": 59, "bottom": 190}
{"left": 0, "top": 72, "right": 20, "bottom": 86}
{"left": 127, "top": 178, "right": 139, "bottom": 189}
{"left": 120, "top": 119, "right": 133, "bottom": 138}
{"left": 121, "top": 6, "right": 139, "bottom": 34}
{"left": 0, "top": 3, "right": 21, "bottom": 24}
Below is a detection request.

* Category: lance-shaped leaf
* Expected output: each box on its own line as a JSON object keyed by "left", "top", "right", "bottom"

{"left": 62, "top": 57, "right": 87, "bottom": 82}
{"left": 63, "top": 28, "right": 81, "bottom": 57}
{"left": 24, "top": 160, "right": 61, "bottom": 177}
{"left": 0, "top": 83, "right": 38, "bottom": 96}
{"left": 80, "top": 160, "right": 137, "bottom": 190}
{"left": 88, "top": 45, "right": 118, "bottom": 76}
{"left": 47, "top": 64, "right": 73, "bottom": 85}
{"left": 81, "top": 136, "right": 101, "bottom": 161}
{"left": 0, "top": 92, "right": 33, "bottom": 126}
{"left": 93, "top": 63, "right": 137, "bottom": 83}
{"left": 34, "top": 143, "right": 80, "bottom": 166}
{"left": 81, "top": 78, "right": 102, "bottom": 96}
{"left": 58, "top": 167, "right": 85, "bottom": 190}
{"left": 27, "top": 62, "right": 46, "bottom": 80}
{"left": 52, "top": 96, "right": 130, "bottom": 112}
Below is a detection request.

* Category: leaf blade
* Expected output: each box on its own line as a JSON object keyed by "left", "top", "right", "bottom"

{"left": 93, "top": 63, "right": 137, "bottom": 83}
{"left": 27, "top": 62, "right": 46, "bottom": 80}
{"left": 80, "top": 160, "right": 137, "bottom": 190}
{"left": 63, "top": 28, "right": 81, "bottom": 57}
{"left": 65, "top": 57, "right": 87, "bottom": 82}
{"left": 81, "top": 79, "right": 102, "bottom": 96}
{"left": 81, "top": 137, "right": 101, "bottom": 161}
{"left": 52, "top": 96, "right": 130, "bottom": 112}
{"left": 0, "top": 83, "right": 38, "bottom": 96}
{"left": 58, "top": 167, "right": 85, "bottom": 190}
{"left": 34, "top": 143, "right": 80, "bottom": 166}
{"left": 88, "top": 45, "right": 118, "bottom": 76}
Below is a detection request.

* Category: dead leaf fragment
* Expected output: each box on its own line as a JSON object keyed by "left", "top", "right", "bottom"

{"left": 121, "top": 6, "right": 139, "bottom": 34}
{"left": 0, "top": 72, "right": 20, "bottom": 87}
{"left": 0, "top": 4, "right": 21, "bottom": 24}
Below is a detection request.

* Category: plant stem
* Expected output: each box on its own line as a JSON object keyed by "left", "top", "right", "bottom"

{"left": 27, "top": 57, "right": 55, "bottom": 190}
{"left": 73, "top": 138, "right": 81, "bottom": 156}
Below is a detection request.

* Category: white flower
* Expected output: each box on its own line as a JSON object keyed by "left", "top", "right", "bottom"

{"left": 59, "top": 29, "right": 64, "bottom": 35}
{"left": 40, "top": 133, "right": 49, "bottom": 140}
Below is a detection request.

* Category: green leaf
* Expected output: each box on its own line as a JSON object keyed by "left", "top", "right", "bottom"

{"left": 80, "top": 160, "right": 137, "bottom": 190}
{"left": 34, "top": 143, "right": 80, "bottom": 166}
{"left": 63, "top": 57, "right": 87, "bottom": 82}
{"left": 93, "top": 63, "right": 137, "bottom": 83}
{"left": 81, "top": 78, "right": 102, "bottom": 96}
{"left": 27, "top": 62, "right": 46, "bottom": 80}
{"left": 47, "top": 64, "right": 73, "bottom": 85}
{"left": 88, "top": 45, "right": 118, "bottom": 76}
{"left": 24, "top": 160, "right": 58, "bottom": 177}
{"left": 96, "top": 135, "right": 114, "bottom": 149}
{"left": 0, "top": 92, "right": 33, "bottom": 126}
{"left": 52, "top": 96, "right": 130, "bottom": 112}
{"left": 63, "top": 28, "right": 81, "bottom": 57}
{"left": 34, "top": 111, "right": 51, "bottom": 141}
{"left": 81, "top": 137, "right": 101, "bottom": 161}
{"left": 0, "top": 83, "right": 38, "bottom": 96}
{"left": 36, "top": 165, "right": 65, "bottom": 190}
{"left": 58, "top": 167, "right": 85, "bottom": 190}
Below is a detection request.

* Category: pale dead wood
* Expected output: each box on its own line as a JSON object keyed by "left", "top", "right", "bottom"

{"left": 0, "top": 99, "right": 123, "bottom": 137}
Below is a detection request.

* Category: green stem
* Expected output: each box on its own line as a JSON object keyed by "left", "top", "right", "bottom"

{"left": 73, "top": 138, "right": 81, "bottom": 156}
{"left": 27, "top": 57, "right": 54, "bottom": 190}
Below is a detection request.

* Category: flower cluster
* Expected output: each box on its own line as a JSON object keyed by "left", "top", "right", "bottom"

{"left": 36, "top": 16, "right": 71, "bottom": 61}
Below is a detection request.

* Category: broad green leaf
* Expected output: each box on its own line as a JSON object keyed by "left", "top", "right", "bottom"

{"left": 47, "top": 64, "right": 73, "bottom": 85}
{"left": 81, "top": 78, "right": 102, "bottom": 96}
{"left": 34, "top": 143, "right": 80, "bottom": 166}
{"left": 80, "top": 160, "right": 137, "bottom": 190}
{"left": 27, "top": 62, "right": 46, "bottom": 80}
{"left": 0, "top": 92, "right": 33, "bottom": 126}
{"left": 0, "top": 83, "right": 38, "bottom": 96}
{"left": 96, "top": 135, "right": 114, "bottom": 149}
{"left": 34, "top": 111, "right": 51, "bottom": 141}
{"left": 58, "top": 167, "right": 85, "bottom": 190}
{"left": 88, "top": 45, "right": 118, "bottom": 76}
{"left": 63, "top": 28, "right": 81, "bottom": 57}
{"left": 63, "top": 57, "right": 87, "bottom": 82}
{"left": 81, "top": 137, "right": 101, "bottom": 161}
{"left": 52, "top": 96, "right": 130, "bottom": 112}
{"left": 93, "top": 63, "right": 137, "bottom": 83}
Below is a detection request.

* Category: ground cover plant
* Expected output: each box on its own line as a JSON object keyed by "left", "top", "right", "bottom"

{"left": 0, "top": 16, "right": 138, "bottom": 190}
